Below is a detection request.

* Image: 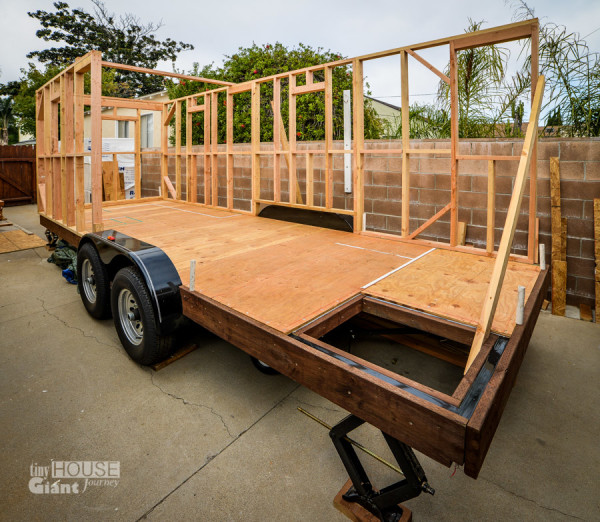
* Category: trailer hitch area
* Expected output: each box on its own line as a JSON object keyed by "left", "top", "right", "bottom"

{"left": 329, "top": 414, "right": 434, "bottom": 522}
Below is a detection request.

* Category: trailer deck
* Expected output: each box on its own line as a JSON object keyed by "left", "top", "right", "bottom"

{"left": 43, "top": 199, "right": 541, "bottom": 337}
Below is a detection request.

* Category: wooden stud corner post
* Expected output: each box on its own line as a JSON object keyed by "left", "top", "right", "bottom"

{"left": 449, "top": 42, "right": 459, "bottom": 246}
{"left": 465, "top": 75, "right": 545, "bottom": 373}
{"left": 251, "top": 82, "right": 261, "bottom": 214}
{"left": 90, "top": 50, "right": 103, "bottom": 233}
{"left": 352, "top": 59, "right": 365, "bottom": 233}
{"left": 400, "top": 50, "right": 410, "bottom": 237}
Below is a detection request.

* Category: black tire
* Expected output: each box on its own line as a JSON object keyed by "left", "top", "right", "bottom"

{"left": 250, "top": 356, "right": 280, "bottom": 375}
{"left": 111, "top": 266, "right": 174, "bottom": 365}
{"left": 77, "top": 242, "right": 111, "bottom": 319}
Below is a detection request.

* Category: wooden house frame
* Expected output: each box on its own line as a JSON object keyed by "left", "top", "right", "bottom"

{"left": 36, "top": 19, "right": 549, "bottom": 480}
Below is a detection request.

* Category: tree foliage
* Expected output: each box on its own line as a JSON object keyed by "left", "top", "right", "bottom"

{"left": 512, "top": 1, "right": 600, "bottom": 137}
{"left": 165, "top": 42, "right": 383, "bottom": 144}
{"left": 27, "top": 0, "right": 194, "bottom": 97}
{"left": 383, "top": 104, "right": 450, "bottom": 139}
{"left": 437, "top": 19, "right": 520, "bottom": 138}
{"left": 10, "top": 63, "right": 118, "bottom": 137}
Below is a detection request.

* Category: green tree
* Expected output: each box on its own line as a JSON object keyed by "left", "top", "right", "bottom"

{"left": 165, "top": 43, "right": 383, "bottom": 144}
{"left": 27, "top": 0, "right": 194, "bottom": 97}
{"left": 11, "top": 63, "right": 118, "bottom": 138}
{"left": 383, "top": 103, "right": 450, "bottom": 139}
{"left": 437, "top": 19, "right": 511, "bottom": 137}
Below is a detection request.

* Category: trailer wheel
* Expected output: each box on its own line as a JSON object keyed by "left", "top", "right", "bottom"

{"left": 111, "top": 266, "right": 174, "bottom": 365}
{"left": 77, "top": 242, "right": 111, "bottom": 319}
{"left": 250, "top": 357, "right": 280, "bottom": 375}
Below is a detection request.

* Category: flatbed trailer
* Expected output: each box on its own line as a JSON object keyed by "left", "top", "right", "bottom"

{"left": 36, "top": 18, "right": 549, "bottom": 519}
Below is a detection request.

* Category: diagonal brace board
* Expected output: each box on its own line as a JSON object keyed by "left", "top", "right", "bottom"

{"left": 406, "top": 49, "right": 450, "bottom": 84}
{"left": 465, "top": 75, "right": 545, "bottom": 372}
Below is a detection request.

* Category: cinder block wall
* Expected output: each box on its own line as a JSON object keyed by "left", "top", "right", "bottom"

{"left": 140, "top": 138, "right": 600, "bottom": 308}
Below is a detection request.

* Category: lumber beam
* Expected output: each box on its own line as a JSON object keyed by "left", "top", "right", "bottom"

{"left": 529, "top": 21, "right": 540, "bottom": 262}
{"left": 226, "top": 92, "right": 233, "bottom": 209}
{"left": 163, "top": 175, "right": 177, "bottom": 199}
{"left": 324, "top": 66, "right": 333, "bottom": 209}
{"left": 135, "top": 108, "right": 141, "bottom": 199}
{"left": 211, "top": 92, "right": 218, "bottom": 207}
{"left": 273, "top": 79, "right": 281, "bottom": 203}
{"left": 453, "top": 22, "right": 534, "bottom": 50}
{"left": 408, "top": 203, "right": 451, "bottom": 240}
{"left": 63, "top": 71, "right": 75, "bottom": 226}
{"left": 288, "top": 74, "right": 297, "bottom": 206}
{"left": 487, "top": 160, "right": 495, "bottom": 253}
{"left": 291, "top": 81, "right": 326, "bottom": 95}
{"left": 352, "top": 59, "right": 365, "bottom": 232}
{"left": 175, "top": 100, "right": 182, "bottom": 200}
{"left": 74, "top": 68, "right": 85, "bottom": 231}
{"left": 228, "top": 83, "right": 252, "bottom": 95}
{"left": 101, "top": 115, "right": 138, "bottom": 122}
{"left": 204, "top": 94, "right": 211, "bottom": 205}
{"left": 251, "top": 83, "right": 261, "bottom": 213}
{"left": 181, "top": 289, "right": 466, "bottom": 468}
{"left": 358, "top": 19, "right": 537, "bottom": 60}
{"left": 400, "top": 50, "right": 410, "bottom": 237}
{"left": 465, "top": 75, "right": 545, "bottom": 372}
{"left": 163, "top": 103, "right": 176, "bottom": 127}
{"left": 406, "top": 49, "right": 450, "bottom": 84}
{"left": 90, "top": 50, "right": 103, "bottom": 232}
{"left": 82, "top": 95, "right": 163, "bottom": 112}
{"left": 160, "top": 104, "right": 169, "bottom": 200}
{"left": 187, "top": 104, "right": 206, "bottom": 114}
{"left": 270, "top": 99, "right": 302, "bottom": 204}
{"left": 449, "top": 42, "right": 459, "bottom": 246}
{"left": 100, "top": 61, "right": 234, "bottom": 86}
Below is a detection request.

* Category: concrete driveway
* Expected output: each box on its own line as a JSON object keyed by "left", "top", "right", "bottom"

{"left": 1, "top": 205, "right": 599, "bottom": 521}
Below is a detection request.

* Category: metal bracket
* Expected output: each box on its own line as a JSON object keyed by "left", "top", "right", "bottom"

{"left": 330, "top": 414, "right": 434, "bottom": 521}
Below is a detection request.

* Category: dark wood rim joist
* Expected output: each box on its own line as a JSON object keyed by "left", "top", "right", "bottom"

{"left": 179, "top": 264, "right": 549, "bottom": 478}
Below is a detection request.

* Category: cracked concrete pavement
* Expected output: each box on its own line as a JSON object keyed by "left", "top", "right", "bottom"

{"left": 1, "top": 205, "right": 599, "bottom": 521}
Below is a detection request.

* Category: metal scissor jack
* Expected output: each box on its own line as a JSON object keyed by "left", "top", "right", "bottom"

{"left": 300, "top": 408, "right": 434, "bottom": 522}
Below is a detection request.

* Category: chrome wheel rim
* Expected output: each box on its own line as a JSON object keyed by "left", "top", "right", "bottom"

{"left": 118, "top": 289, "right": 143, "bottom": 346}
{"left": 81, "top": 259, "right": 97, "bottom": 303}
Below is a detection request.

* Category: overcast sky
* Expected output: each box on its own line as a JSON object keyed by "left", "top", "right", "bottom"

{"left": 1, "top": 0, "right": 599, "bottom": 108}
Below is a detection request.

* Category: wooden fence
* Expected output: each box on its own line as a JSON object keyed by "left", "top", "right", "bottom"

{"left": 0, "top": 145, "right": 36, "bottom": 205}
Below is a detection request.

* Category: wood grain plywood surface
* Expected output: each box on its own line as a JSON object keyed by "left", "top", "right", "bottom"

{"left": 92, "top": 201, "right": 429, "bottom": 333}
{"left": 0, "top": 230, "right": 46, "bottom": 253}
{"left": 184, "top": 235, "right": 427, "bottom": 333}
{"left": 363, "top": 249, "right": 541, "bottom": 336}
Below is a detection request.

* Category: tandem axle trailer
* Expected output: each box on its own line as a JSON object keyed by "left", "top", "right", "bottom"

{"left": 37, "top": 19, "right": 547, "bottom": 520}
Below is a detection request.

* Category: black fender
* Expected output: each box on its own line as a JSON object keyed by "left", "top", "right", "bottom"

{"left": 79, "top": 230, "right": 182, "bottom": 335}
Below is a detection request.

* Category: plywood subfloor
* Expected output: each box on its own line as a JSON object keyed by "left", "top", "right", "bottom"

{"left": 363, "top": 248, "right": 541, "bottom": 336}
{"left": 89, "top": 201, "right": 430, "bottom": 333}
{"left": 0, "top": 230, "right": 45, "bottom": 253}
{"left": 59, "top": 200, "right": 540, "bottom": 336}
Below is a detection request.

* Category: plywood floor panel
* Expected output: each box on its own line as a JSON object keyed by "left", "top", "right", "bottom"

{"left": 71, "top": 200, "right": 540, "bottom": 336}
{"left": 363, "top": 249, "right": 541, "bottom": 336}
{"left": 0, "top": 230, "right": 45, "bottom": 253}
